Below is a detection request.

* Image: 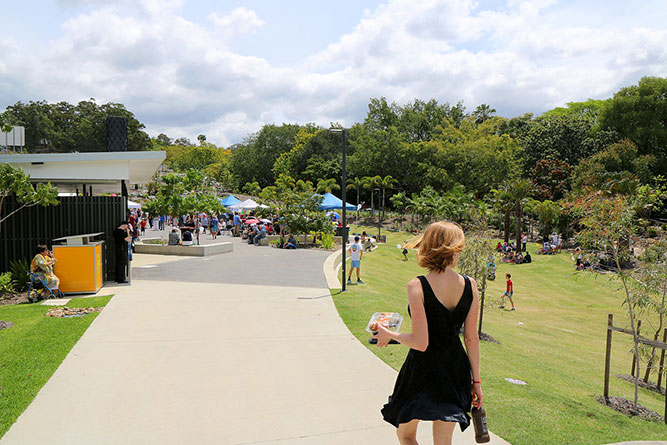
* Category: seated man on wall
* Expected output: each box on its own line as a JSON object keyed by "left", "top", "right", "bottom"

{"left": 254, "top": 224, "right": 267, "bottom": 246}
{"left": 182, "top": 229, "right": 194, "bottom": 246}
{"left": 168, "top": 228, "right": 181, "bottom": 245}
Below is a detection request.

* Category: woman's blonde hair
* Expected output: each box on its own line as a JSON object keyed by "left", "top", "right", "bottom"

{"left": 411, "top": 221, "right": 465, "bottom": 272}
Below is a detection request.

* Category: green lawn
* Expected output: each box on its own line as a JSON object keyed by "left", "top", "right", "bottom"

{"left": 0, "top": 295, "right": 113, "bottom": 439}
{"left": 333, "top": 226, "right": 666, "bottom": 444}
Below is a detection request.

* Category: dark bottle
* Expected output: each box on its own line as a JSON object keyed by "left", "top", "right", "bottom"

{"left": 471, "top": 406, "right": 490, "bottom": 443}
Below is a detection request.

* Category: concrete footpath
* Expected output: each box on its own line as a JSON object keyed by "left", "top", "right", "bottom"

{"left": 1, "top": 239, "right": 508, "bottom": 444}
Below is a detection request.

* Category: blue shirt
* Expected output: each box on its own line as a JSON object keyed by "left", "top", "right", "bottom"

{"left": 233, "top": 215, "right": 241, "bottom": 225}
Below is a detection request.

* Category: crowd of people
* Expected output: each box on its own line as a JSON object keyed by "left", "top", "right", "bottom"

{"left": 495, "top": 239, "right": 532, "bottom": 264}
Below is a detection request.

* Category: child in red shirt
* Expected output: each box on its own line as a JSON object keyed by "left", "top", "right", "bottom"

{"left": 500, "top": 273, "right": 515, "bottom": 311}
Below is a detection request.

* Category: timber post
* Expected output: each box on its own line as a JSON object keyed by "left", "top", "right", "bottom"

{"left": 658, "top": 328, "right": 667, "bottom": 390}
{"left": 604, "top": 313, "right": 613, "bottom": 401}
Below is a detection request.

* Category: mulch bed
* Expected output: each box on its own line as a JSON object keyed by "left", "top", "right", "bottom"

{"left": 46, "top": 307, "right": 102, "bottom": 318}
{"left": 596, "top": 396, "right": 664, "bottom": 422}
{"left": 614, "top": 374, "right": 666, "bottom": 396}
{"left": 0, "top": 320, "right": 14, "bottom": 331}
{"left": 0, "top": 292, "right": 30, "bottom": 306}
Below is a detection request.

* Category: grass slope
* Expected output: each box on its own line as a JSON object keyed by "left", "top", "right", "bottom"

{"left": 333, "top": 226, "right": 665, "bottom": 444}
{"left": 0, "top": 295, "right": 113, "bottom": 438}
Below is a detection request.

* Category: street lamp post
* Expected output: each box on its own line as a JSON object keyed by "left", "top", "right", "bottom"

{"left": 330, "top": 128, "right": 348, "bottom": 291}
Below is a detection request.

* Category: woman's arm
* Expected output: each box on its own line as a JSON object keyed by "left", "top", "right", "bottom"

{"left": 373, "top": 278, "right": 429, "bottom": 351}
{"left": 464, "top": 277, "right": 483, "bottom": 407}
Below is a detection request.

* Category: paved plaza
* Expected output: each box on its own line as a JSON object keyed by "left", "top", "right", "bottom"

{"left": 1, "top": 236, "right": 508, "bottom": 444}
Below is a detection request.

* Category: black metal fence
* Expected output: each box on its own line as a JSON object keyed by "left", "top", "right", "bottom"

{"left": 0, "top": 195, "right": 126, "bottom": 281}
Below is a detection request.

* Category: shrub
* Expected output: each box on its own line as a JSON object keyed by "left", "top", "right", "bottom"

{"left": 9, "top": 258, "right": 30, "bottom": 291}
{"left": 0, "top": 272, "right": 15, "bottom": 295}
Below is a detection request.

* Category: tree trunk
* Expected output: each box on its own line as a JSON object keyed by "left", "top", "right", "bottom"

{"left": 356, "top": 190, "right": 360, "bottom": 223}
{"left": 644, "top": 284, "right": 666, "bottom": 383}
{"left": 515, "top": 202, "right": 522, "bottom": 251}
{"left": 370, "top": 191, "right": 374, "bottom": 218}
{"left": 503, "top": 209, "right": 510, "bottom": 243}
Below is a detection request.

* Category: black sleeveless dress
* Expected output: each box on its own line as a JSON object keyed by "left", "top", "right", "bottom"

{"left": 381, "top": 274, "right": 473, "bottom": 430}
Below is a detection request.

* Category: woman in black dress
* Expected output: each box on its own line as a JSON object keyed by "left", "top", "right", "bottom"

{"left": 374, "top": 221, "right": 482, "bottom": 445}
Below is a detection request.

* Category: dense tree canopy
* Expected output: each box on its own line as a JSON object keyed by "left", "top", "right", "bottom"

{"left": 2, "top": 99, "right": 150, "bottom": 152}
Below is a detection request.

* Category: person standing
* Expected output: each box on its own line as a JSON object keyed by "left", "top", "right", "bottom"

{"left": 347, "top": 235, "right": 364, "bottom": 285}
{"left": 521, "top": 233, "right": 527, "bottom": 252}
{"left": 500, "top": 273, "right": 515, "bottom": 310}
{"left": 210, "top": 215, "right": 219, "bottom": 239}
{"left": 113, "top": 221, "right": 130, "bottom": 283}
{"left": 233, "top": 212, "right": 241, "bottom": 237}
{"left": 374, "top": 221, "right": 482, "bottom": 445}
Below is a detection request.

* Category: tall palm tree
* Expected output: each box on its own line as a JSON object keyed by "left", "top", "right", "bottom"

{"left": 316, "top": 178, "right": 340, "bottom": 194}
{"left": 491, "top": 185, "right": 514, "bottom": 243}
{"left": 508, "top": 179, "right": 533, "bottom": 250}
{"left": 362, "top": 176, "right": 378, "bottom": 218}
{"left": 377, "top": 175, "right": 397, "bottom": 220}
{"left": 347, "top": 177, "right": 365, "bottom": 222}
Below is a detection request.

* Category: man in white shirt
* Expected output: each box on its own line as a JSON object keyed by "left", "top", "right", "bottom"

{"left": 347, "top": 235, "right": 364, "bottom": 285}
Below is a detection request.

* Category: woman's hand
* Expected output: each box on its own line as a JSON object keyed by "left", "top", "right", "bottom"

{"left": 372, "top": 323, "right": 393, "bottom": 347}
{"left": 471, "top": 382, "right": 483, "bottom": 408}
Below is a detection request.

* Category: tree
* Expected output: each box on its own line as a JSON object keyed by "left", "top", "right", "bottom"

{"left": 242, "top": 181, "right": 262, "bottom": 197}
{"left": 634, "top": 239, "right": 667, "bottom": 384}
{"left": 389, "top": 192, "right": 407, "bottom": 230}
{"left": 457, "top": 236, "right": 495, "bottom": 335}
{"left": 508, "top": 179, "right": 532, "bottom": 250}
{"left": 572, "top": 139, "right": 655, "bottom": 192}
{"left": 197, "top": 134, "right": 207, "bottom": 145}
{"left": 377, "top": 175, "right": 397, "bottom": 220}
{"left": 316, "top": 178, "right": 340, "bottom": 194}
{"left": 600, "top": 76, "right": 667, "bottom": 162}
{"left": 574, "top": 193, "right": 644, "bottom": 409}
{"left": 490, "top": 185, "right": 514, "bottom": 243}
{"left": 520, "top": 114, "right": 613, "bottom": 173}
{"left": 347, "top": 177, "right": 365, "bottom": 221}
{"left": 0, "top": 164, "right": 59, "bottom": 231}
{"left": 2, "top": 99, "right": 151, "bottom": 152}
{"left": 154, "top": 133, "right": 172, "bottom": 146}
{"left": 531, "top": 159, "right": 573, "bottom": 201}
{"left": 472, "top": 104, "right": 496, "bottom": 124}
{"left": 143, "top": 170, "right": 222, "bottom": 219}
{"left": 365, "top": 176, "right": 382, "bottom": 218}
{"left": 531, "top": 199, "right": 560, "bottom": 237}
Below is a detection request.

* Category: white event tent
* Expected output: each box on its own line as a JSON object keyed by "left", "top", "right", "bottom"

{"left": 228, "top": 199, "right": 268, "bottom": 211}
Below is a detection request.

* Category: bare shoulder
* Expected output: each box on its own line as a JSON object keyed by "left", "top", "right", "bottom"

{"left": 407, "top": 277, "right": 422, "bottom": 292}
{"left": 467, "top": 276, "right": 478, "bottom": 289}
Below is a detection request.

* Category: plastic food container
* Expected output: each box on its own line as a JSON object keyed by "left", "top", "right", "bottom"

{"left": 366, "top": 312, "right": 403, "bottom": 334}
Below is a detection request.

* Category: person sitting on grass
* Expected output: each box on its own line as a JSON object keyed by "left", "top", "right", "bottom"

{"left": 523, "top": 252, "right": 532, "bottom": 263}
{"left": 515, "top": 252, "right": 524, "bottom": 264}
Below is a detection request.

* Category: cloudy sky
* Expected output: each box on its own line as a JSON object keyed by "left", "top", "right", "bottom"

{"left": 1, "top": 0, "right": 665, "bottom": 146}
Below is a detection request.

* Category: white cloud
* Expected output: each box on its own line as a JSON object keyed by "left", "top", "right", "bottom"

{"left": 1, "top": 0, "right": 666, "bottom": 146}
{"left": 208, "top": 7, "right": 265, "bottom": 36}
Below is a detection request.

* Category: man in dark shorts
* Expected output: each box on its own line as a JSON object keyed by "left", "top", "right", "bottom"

{"left": 113, "top": 221, "right": 130, "bottom": 283}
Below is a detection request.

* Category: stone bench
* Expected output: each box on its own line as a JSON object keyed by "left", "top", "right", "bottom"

{"left": 134, "top": 240, "right": 233, "bottom": 256}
